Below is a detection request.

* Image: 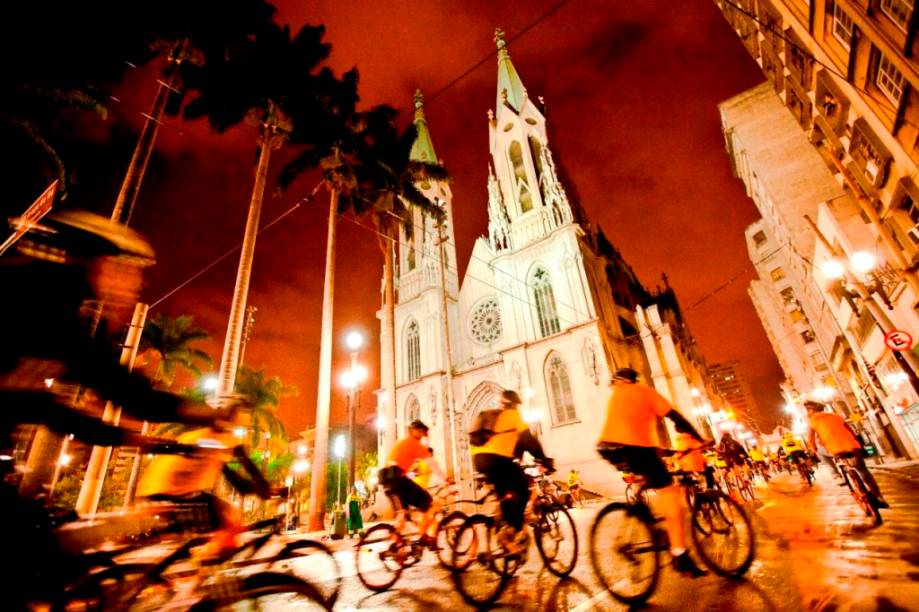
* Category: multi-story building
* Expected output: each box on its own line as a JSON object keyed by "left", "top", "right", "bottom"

{"left": 708, "top": 361, "right": 762, "bottom": 427}
{"left": 714, "top": 0, "right": 919, "bottom": 456}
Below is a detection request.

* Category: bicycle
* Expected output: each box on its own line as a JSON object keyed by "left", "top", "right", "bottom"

{"left": 791, "top": 452, "right": 814, "bottom": 487}
{"left": 835, "top": 452, "right": 883, "bottom": 526}
{"left": 590, "top": 445, "right": 755, "bottom": 606}
{"left": 354, "top": 481, "right": 467, "bottom": 592}
{"left": 60, "top": 439, "right": 341, "bottom": 610}
{"left": 449, "top": 463, "right": 579, "bottom": 607}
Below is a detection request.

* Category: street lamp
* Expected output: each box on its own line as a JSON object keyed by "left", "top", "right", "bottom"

{"left": 201, "top": 375, "right": 219, "bottom": 394}
{"left": 333, "top": 434, "right": 346, "bottom": 507}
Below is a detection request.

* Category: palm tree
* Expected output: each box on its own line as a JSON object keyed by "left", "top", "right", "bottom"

{"left": 233, "top": 365, "right": 295, "bottom": 447}
{"left": 140, "top": 313, "right": 213, "bottom": 388}
{"left": 182, "top": 21, "right": 358, "bottom": 413}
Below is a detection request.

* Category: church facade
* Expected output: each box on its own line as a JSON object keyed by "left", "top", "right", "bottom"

{"left": 379, "top": 30, "right": 669, "bottom": 494}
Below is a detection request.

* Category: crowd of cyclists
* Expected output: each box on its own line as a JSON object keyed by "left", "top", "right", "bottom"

{"left": 0, "top": 209, "right": 893, "bottom": 608}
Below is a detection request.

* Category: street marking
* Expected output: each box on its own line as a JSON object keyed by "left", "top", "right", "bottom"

{"left": 758, "top": 501, "right": 776, "bottom": 511}
{"left": 570, "top": 587, "right": 613, "bottom": 612}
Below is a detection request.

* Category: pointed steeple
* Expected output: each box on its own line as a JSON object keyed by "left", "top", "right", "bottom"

{"left": 409, "top": 89, "right": 438, "bottom": 163}
{"left": 495, "top": 28, "right": 527, "bottom": 113}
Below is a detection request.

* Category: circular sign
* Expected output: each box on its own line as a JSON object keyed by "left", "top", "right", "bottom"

{"left": 884, "top": 329, "right": 914, "bottom": 351}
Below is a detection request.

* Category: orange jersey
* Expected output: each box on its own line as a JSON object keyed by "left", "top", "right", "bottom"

{"left": 599, "top": 381, "right": 673, "bottom": 448}
{"left": 470, "top": 408, "right": 528, "bottom": 457}
{"left": 388, "top": 436, "right": 430, "bottom": 472}
{"left": 809, "top": 412, "right": 860, "bottom": 455}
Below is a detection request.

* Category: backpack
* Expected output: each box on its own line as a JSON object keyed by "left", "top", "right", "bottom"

{"left": 468, "top": 408, "right": 510, "bottom": 447}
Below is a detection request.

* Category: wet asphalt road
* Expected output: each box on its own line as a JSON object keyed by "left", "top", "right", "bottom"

{"left": 318, "top": 463, "right": 919, "bottom": 611}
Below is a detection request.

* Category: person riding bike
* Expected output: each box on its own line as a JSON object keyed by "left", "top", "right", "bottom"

{"left": 470, "top": 389, "right": 553, "bottom": 555}
{"left": 804, "top": 401, "right": 888, "bottom": 507}
{"left": 0, "top": 211, "right": 227, "bottom": 607}
{"left": 674, "top": 429, "right": 715, "bottom": 489}
{"left": 597, "top": 367, "right": 708, "bottom": 577}
{"left": 748, "top": 444, "right": 768, "bottom": 479}
{"left": 567, "top": 469, "right": 583, "bottom": 508}
{"left": 781, "top": 431, "right": 809, "bottom": 473}
{"left": 137, "top": 403, "right": 270, "bottom": 557}
{"left": 379, "top": 420, "right": 447, "bottom": 549}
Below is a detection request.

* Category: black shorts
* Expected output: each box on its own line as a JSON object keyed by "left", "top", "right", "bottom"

{"left": 598, "top": 443, "right": 673, "bottom": 490}
{"left": 385, "top": 474, "right": 432, "bottom": 512}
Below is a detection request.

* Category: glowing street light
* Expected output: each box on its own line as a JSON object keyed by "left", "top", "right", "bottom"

{"left": 850, "top": 251, "right": 876, "bottom": 274}
{"left": 691, "top": 388, "right": 701, "bottom": 398}
{"left": 294, "top": 459, "right": 310, "bottom": 474}
{"left": 345, "top": 330, "right": 364, "bottom": 352}
{"left": 201, "top": 375, "right": 219, "bottom": 393}
{"left": 297, "top": 444, "right": 307, "bottom": 456}
{"left": 820, "top": 259, "right": 846, "bottom": 280}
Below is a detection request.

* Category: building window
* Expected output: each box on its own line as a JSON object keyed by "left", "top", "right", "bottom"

{"left": 405, "top": 395, "right": 420, "bottom": 428}
{"left": 850, "top": 119, "right": 890, "bottom": 187}
{"left": 770, "top": 267, "right": 786, "bottom": 283}
{"left": 906, "top": 196, "right": 919, "bottom": 245}
{"left": 801, "top": 329, "right": 816, "bottom": 344}
{"left": 832, "top": 4, "right": 854, "bottom": 50}
{"left": 752, "top": 230, "right": 768, "bottom": 247}
{"left": 790, "top": 309, "right": 806, "bottom": 323}
{"left": 405, "top": 319, "right": 421, "bottom": 380}
{"left": 529, "top": 135, "right": 544, "bottom": 180}
{"left": 876, "top": 51, "right": 907, "bottom": 106}
{"left": 546, "top": 353, "right": 577, "bottom": 424}
{"left": 780, "top": 286, "right": 796, "bottom": 304}
{"left": 880, "top": 0, "right": 913, "bottom": 31}
{"left": 532, "top": 268, "right": 561, "bottom": 337}
{"left": 509, "top": 141, "right": 532, "bottom": 212}
{"left": 404, "top": 220, "right": 416, "bottom": 272}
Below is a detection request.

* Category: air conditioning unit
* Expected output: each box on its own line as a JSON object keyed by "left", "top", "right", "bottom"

{"left": 864, "top": 159, "right": 880, "bottom": 184}
{"left": 908, "top": 225, "right": 919, "bottom": 247}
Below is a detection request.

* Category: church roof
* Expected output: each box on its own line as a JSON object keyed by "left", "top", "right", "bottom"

{"left": 409, "top": 89, "right": 438, "bottom": 163}
{"left": 494, "top": 28, "right": 526, "bottom": 113}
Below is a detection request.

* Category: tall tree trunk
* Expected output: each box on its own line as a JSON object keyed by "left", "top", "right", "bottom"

{"left": 379, "top": 216, "right": 398, "bottom": 459}
{"left": 308, "top": 188, "right": 339, "bottom": 531}
{"left": 215, "top": 123, "right": 274, "bottom": 400}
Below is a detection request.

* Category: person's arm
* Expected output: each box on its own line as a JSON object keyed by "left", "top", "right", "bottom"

{"left": 666, "top": 409, "right": 704, "bottom": 442}
{"left": 517, "top": 427, "right": 548, "bottom": 461}
{"left": 425, "top": 455, "right": 447, "bottom": 483}
{"left": 222, "top": 445, "right": 271, "bottom": 498}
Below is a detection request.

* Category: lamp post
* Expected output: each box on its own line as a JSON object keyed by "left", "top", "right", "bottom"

{"left": 333, "top": 434, "right": 346, "bottom": 507}
{"left": 342, "top": 331, "right": 366, "bottom": 492}
{"left": 292, "top": 456, "right": 309, "bottom": 526}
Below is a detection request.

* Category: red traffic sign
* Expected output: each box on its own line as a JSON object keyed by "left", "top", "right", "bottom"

{"left": 884, "top": 330, "right": 914, "bottom": 352}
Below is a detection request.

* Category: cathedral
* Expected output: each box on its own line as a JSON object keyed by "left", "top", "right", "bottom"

{"left": 379, "top": 30, "right": 676, "bottom": 494}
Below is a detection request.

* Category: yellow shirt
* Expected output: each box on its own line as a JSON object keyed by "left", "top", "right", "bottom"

{"left": 138, "top": 428, "right": 234, "bottom": 498}
{"left": 749, "top": 448, "right": 765, "bottom": 462}
{"left": 412, "top": 459, "right": 432, "bottom": 488}
{"left": 782, "top": 436, "right": 804, "bottom": 453}
{"left": 567, "top": 472, "right": 580, "bottom": 487}
{"left": 599, "top": 381, "right": 673, "bottom": 448}
{"left": 470, "top": 408, "right": 528, "bottom": 457}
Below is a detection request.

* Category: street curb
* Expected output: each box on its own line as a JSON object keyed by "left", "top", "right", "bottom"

{"left": 874, "top": 467, "right": 919, "bottom": 485}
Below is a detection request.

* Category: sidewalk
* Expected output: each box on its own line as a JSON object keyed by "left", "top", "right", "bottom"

{"left": 872, "top": 458, "right": 919, "bottom": 482}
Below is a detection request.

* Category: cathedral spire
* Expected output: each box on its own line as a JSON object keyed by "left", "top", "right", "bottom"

{"left": 494, "top": 28, "right": 527, "bottom": 113}
{"left": 409, "top": 89, "right": 438, "bottom": 163}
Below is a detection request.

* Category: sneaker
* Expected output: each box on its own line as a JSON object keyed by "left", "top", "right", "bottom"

{"left": 672, "top": 552, "right": 708, "bottom": 578}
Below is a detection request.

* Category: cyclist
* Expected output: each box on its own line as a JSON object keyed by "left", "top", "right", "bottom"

{"left": 748, "top": 444, "right": 769, "bottom": 480}
{"left": 379, "top": 420, "right": 446, "bottom": 549}
{"left": 597, "top": 367, "right": 708, "bottom": 577}
{"left": 567, "top": 469, "right": 583, "bottom": 508}
{"left": 470, "top": 389, "right": 553, "bottom": 555}
{"left": 804, "top": 401, "right": 888, "bottom": 507}
{"left": 674, "top": 429, "right": 715, "bottom": 489}
{"left": 137, "top": 403, "right": 269, "bottom": 556}
{"left": 0, "top": 211, "right": 226, "bottom": 607}
{"left": 717, "top": 432, "right": 750, "bottom": 489}
{"left": 781, "top": 431, "right": 810, "bottom": 477}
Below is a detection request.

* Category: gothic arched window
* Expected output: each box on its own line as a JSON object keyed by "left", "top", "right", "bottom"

{"left": 405, "top": 319, "right": 421, "bottom": 380}
{"left": 532, "top": 268, "right": 561, "bottom": 337}
{"left": 509, "top": 141, "right": 532, "bottom": 212}
{"left": 405, "top": 394, "right": 421, "bottom": 428}
{"left": 404, "top": 221, "right": 416, "bottom": 271}
{"left": 528, "top": 135, "right": 544, "bottom": 180}
{"left": 546, "top": 353, "right": 577, "bottom": 424}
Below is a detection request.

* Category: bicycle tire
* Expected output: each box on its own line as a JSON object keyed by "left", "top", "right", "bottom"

{"left": 189, "top": 571, "right": 327, "bottom": 610}
{"left": 436, "top": 510, "right": 467, "bottom": 569}
{"left": 450, "top": 514, "right": 511, "bottom": 608}
{"left": 67, "top": 561, "right": 170, "bottom": 610}
{"left": 691, "top": 491, "right": 755, "bottom": 578}
{"left": 589, "top": 502, "right": 660, "bottom": 605}
{"left": 270, "top": 538, "right": 342, "bottom": 608}
{"left": 355, "top": 523, "right": 404, "bottom": 592}
{"left": 849, "top": 471, "right": 883, "bottom": 526}
{"left": 534, "top": 504, "right": 578, "bottom": 577}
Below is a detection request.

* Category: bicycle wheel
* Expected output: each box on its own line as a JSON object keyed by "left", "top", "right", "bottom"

{"left": 691, "top": 491, "right": 755, "bottom": 578}
{"left": 849, "top": 471, "right": 883, "bottom": 526}
{"left": 69, "top": 562, "right": 172, "bottom": 611}
{"left": 191, "top": 571, "right": 327, "bottom": 610}
{"left": 589, "top": 502, "right": 660, "bottom": 605}
{"left": 451, "top": 514, "right": 511, "bottom": 608}
{"left": 740, "top": 479, "right": 755, "bottom": 502}
{"left": 270, "top": 539, "right": 342, "bottom": 608}
{"left": 436, "top": 510, "right": 467, "bottom": 569}
{"left": 534, "top": 504, "right": 578, "bottom": 577}
{"left": 355, "top": 523, "right": 404, "bottom": 592}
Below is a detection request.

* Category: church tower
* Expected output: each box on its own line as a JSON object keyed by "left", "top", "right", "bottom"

{"left": 487, "top": 28, "right": 574, "bottom": 253}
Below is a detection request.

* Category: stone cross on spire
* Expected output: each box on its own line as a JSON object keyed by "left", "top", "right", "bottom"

{"left": 494, "top": 27, "right": 527, "bottom": 112}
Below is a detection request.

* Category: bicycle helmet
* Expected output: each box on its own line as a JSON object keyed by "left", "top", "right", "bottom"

{"left": 612, "top": 367, "right": 638, "bottom": 383}
{"left": 408, "top": 419, "right": 429, "bottom": 433}
{"left": 14, "top": 210, "right": 155, "bottom": 266}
